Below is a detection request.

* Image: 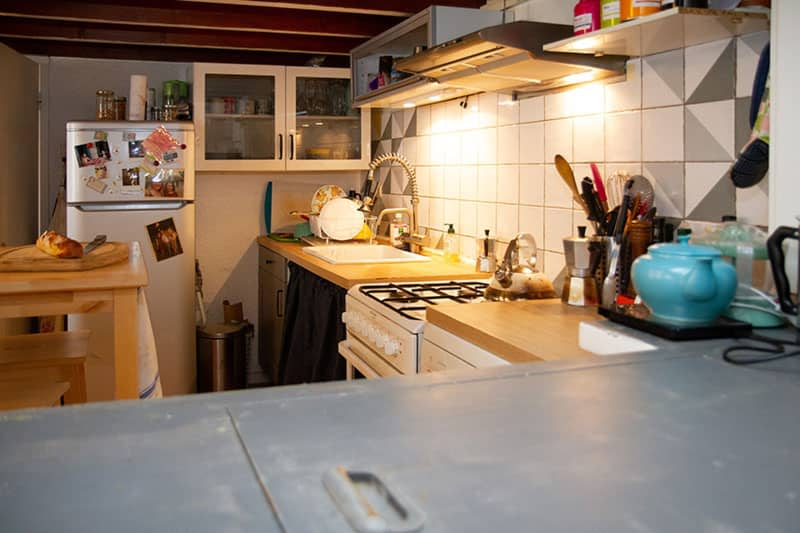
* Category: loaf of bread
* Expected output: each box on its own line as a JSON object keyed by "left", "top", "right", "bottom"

{"left": 35, "top": 230, "right": 83, "bottom": 259}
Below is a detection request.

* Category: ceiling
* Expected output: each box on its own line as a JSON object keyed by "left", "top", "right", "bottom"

{"left": 0, "top": 0, "right": 486, "bottom": 68}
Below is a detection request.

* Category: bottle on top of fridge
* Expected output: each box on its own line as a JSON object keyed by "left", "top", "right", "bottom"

{"left": 601, "top": 0, "right": 621, "bottom": 28}
{"left": 574, "top": 0, "right": 601, "bottom": 35}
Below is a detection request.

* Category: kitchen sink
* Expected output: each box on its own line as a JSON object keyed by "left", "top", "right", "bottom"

{"left": 302, "top": 244, "right": 431, "bottom": 264}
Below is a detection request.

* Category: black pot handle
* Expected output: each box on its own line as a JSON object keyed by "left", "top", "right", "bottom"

{"left": 767, "top": 225, "right": 799, "bottom": 315}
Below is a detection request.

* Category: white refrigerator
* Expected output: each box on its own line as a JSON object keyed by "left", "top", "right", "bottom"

{"left": 66, "top": 121, "right": 196, "bottom": 400}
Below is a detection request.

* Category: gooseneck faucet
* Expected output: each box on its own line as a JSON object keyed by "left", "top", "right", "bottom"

{"left": 360, "top": 152, "right": 427, "bottom": 253}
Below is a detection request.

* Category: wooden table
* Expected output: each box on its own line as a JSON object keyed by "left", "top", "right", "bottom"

{"left": 0, "top": 242, "right": 148, "bottom": 399}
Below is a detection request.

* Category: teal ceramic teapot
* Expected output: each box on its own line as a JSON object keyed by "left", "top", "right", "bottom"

{"left": 632, "top": 234, "right": 737, "bottom": 325}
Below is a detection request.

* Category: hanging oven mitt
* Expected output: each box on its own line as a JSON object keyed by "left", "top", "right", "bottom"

{"left": 731, "top": 43, "right": 770, "bottom": 188}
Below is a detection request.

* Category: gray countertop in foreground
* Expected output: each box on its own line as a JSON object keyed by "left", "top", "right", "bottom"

{"left": 2, "top": 334, "right": 799, "bottom": 532}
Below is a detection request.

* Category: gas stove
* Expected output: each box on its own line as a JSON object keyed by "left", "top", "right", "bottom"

{"left": 339, "top": 280, "right": 488, "bottom": 378}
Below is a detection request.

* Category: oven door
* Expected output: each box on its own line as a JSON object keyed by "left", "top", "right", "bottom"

{"left": 338, "top": 336, "right": 402, "bottom": 379}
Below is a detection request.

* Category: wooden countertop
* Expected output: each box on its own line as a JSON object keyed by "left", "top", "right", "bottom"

{"left": 427, "top": 299, "right": 599, "bottom": 364}
{"left": 257, "top": 236, "right": 482, "bottom": 289}
{"left": 0, "top": 242, "right": 147, "bottom": 295}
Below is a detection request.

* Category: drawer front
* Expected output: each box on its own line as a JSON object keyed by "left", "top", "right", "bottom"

{"left": 259, "top": 245, "right": 287, "bottom": 281}
{"left": 420, "top": 339, "right": 473, "bottom": 373}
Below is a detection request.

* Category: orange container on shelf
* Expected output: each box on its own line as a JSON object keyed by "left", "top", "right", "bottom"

{"left": 621, "top": 0, "right": 660, "bottom": 20}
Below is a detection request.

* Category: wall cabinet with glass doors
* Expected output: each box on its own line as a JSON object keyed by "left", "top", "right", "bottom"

{"left": 193, "top": 64, "right": 370, "bottom": 171}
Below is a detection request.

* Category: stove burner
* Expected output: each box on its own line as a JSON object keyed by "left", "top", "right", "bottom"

{"left": 359, "top": 280, "right": 488, "bottom": 320}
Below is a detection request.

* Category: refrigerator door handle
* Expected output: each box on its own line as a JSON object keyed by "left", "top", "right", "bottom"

{"left": 73, "top": 201, "right": 191, "bottom": 212}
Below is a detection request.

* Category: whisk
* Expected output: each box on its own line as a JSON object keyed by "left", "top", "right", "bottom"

{"left": 605, "top": 170, "right": 629, "bottom": 209}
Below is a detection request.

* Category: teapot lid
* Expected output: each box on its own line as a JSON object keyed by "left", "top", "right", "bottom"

{"left": 649, "top": 234, "right": 722, "bottom": 258}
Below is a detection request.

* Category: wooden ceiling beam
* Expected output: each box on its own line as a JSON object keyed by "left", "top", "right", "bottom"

{"left": 174, "top": 0, "right": 486, "bottom": 17}
{"left": 0, "top": 17, "right": 366, "bottom": 55}
{"left": 0, "top": 37, "right": 350, "bottom": 67}
{"left": 0, "top": 0, "right": 403, "bottom": 38}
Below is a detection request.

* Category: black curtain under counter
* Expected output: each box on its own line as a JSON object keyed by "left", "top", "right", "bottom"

{"left": 278, "top": 262, "right": 346, "bottom": 385}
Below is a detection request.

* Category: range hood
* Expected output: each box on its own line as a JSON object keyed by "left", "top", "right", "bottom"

{"left": 394, "top": 21, "right": 628, "bottom": 101}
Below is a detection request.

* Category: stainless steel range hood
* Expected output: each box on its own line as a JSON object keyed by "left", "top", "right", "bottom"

{"left": 395, "top": 21, "right": 628, "bottom": 99}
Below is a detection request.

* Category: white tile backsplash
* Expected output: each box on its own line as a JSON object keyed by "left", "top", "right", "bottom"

{"left": 606, "top": 58, "right": 642, "bottom": 113}
{"left": 498, "top": 125, "right": 520, "bottom": 164}
{"left": 498, "top": 94, "right": 520, "bottom": 126}
{"left": 459, "top": 166, "right": 478, "bottom": 201}
{"left": 544, "top": 207, "right": 573, "bottom": 253}
{"left": 605, "top": 111, "right": 642, "bottom": 162}
{"left": 496, "top": 203, "right": 519, "bottom": 241}
{"left": 544, "top": 164, "right": 574, "bottom": 209}
{"left": 477, "top": 165, "right": 498, "bottom": 203}
{"left": 519, "top": 96, "right": 544, "bottom": 123}
{"left": 573, "top": 114, "right": 605, "bottom": 163}
{"left": 477, "top": 128, "right": 498, "bottom": 165}
{"left": 519, "top": 164, "right": 545, "bottom": 206}
{"left": 496, "top": 165, "right": 520, "bottom": 204}
{"left": 519, "top": 122, "right": 545, "bottom": 164}
{"left": 544, "top": 118, "right": 573, "bottom": 163}
{"left": 375, "top": 36, "right": 764, "bottom": 256}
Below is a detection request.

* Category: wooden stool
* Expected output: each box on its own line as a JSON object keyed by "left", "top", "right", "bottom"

{"left": 0, "top": 330, "right": 89, "bottom": 405}
{"left": 0, "top": 381, "right": 70, "bottom": 411}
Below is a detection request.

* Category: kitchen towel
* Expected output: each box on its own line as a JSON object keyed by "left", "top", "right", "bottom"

{"left": 129, "top": 74, "right": 148, "bottom": 120}
{"left": 137, "top": 289, "right": 163, "bottom": 399}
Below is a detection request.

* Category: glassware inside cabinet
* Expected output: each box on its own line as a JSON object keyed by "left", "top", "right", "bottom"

{"left": 204, "top": 74, "right": 276, "bottom": 161}
{"left": 294, "top": 76, "right": 362, "bottom": 161}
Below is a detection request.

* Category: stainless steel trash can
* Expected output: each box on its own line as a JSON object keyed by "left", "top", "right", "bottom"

{"left": 196, "top": 321, "right": 253, "bottom": 392}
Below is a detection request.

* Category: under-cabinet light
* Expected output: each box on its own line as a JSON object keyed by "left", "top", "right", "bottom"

{"left": 561, "top": 71, "right": 596, "bottom": 85}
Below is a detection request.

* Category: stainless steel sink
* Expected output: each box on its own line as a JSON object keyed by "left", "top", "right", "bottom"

{"left": 302, "top": 244, "right": 431, "bottom": 264}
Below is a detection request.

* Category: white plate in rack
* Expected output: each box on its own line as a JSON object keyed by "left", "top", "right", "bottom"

{"left": 318, "top": 198, "right": 364, "bottom": 241}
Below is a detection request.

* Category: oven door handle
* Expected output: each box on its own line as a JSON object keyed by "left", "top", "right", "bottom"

{"left": 338, "top": 341, "right": 381, "bottom": 379}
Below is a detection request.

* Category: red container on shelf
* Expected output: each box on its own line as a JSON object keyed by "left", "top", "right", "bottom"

{"left": 574, "top": 0, "right": 601, "bottom": 35}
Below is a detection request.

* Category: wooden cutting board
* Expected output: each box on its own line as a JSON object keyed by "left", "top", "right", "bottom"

{"left": 0, "top": 242, "right": 129, "bottom": 272}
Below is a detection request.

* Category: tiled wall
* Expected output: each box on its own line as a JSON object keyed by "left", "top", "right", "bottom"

{"left": 371, "top": 31, "right": 770, "bottom": 282}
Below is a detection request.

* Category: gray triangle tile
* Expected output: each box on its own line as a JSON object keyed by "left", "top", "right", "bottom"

{"left": 687, "top": 173, "right": 736, "bottom": 222}
{"left": 686, "top": 40, "right": 735, "bottom": 105}
{"left": 734, "top": 96, "right": 753, "bottom": 153}
{"left": 739, "top": 31, "right": 769, "bottom": 55}
{"left": 381, "top": 115, "right": 392, "bottom": 141}
{"left": 370, "top": 140, "right": 379, "bottom": 158}
{"left": 685, "top": 107, "right": 732, "bottom": 162}
{"left": 392, "top": 111, "right": 404, "bottom": 138}
{"left": 405, "top": 110, "right": 417, "bottom": 138}
{"left": 646, "top": 49, "right": 684, "bottom": 104}
{"left": 391, "top": 138, "right": 402, "bottom": 153}
{"left": 644, "top": 163, "right": 684, "bottom": 218}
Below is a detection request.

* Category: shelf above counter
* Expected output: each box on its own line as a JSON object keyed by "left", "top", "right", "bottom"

{"left": 544, "top": 7, "right": 768, "bottom": 58}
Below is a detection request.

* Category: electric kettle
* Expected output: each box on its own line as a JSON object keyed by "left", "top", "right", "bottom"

{"left": 767, "top": 217, "right": 799, "bottom": 324}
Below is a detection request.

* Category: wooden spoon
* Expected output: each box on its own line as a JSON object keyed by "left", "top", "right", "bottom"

{"left": 554, "top": 154, "right": 587, "bottom": 212}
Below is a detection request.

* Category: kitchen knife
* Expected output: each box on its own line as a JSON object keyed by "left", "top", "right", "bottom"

{"left": 580, "top": 178, "right": 604, "bottom": 234}
{"left": 84, "top": 234, "right": 107, "bottom": 255}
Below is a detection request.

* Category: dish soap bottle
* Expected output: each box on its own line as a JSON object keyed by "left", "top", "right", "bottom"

{"left": 390, "top": 213, "right": 409, "bottom": 248}
{"left": 443, "top": 223, "right": 459, "bottom": 263}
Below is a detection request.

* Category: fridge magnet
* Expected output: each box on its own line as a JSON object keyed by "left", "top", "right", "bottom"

{"left": 145, "top": 168, "right": 184, "bottom": 197}
{"left": 142, "top": 126, "right": 186, "bottom": 166}
{"left": 128, "top": 140, "right": 145, "bottom": 158}
{"left": 123, "top": 131, "right": 137, "bottom": 141}
{"left": 86, "top": 177, "right": 107, "bottom": 194}
{"left": 75, "top": 140, "right": 112, "bottom": 167}
{"left": 94, "top": 166, "right": 108, "bottom": 180}
{"left": 121, "top": 167, "right": 141, "bottom": 187}
{"left": 93, "top": 130, "right": 108, "bottom": 141}
{"left": 146, "top": 217, "right": 183, "bottom": 262}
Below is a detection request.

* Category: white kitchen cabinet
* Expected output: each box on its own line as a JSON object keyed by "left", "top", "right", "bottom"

{"left": 193, "top": 63, "right": 369, "bottom": 171}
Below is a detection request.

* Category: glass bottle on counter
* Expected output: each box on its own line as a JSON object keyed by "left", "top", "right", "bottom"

{"left": 443, "top": 224, "right": 459, "bottom": 263}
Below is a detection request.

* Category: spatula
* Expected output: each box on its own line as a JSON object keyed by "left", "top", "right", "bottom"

{"left": 84, "top": 234, "right": 107, "bottom": 255}
{"left": 554, "top": 155, "right": 587, "bottom": 213}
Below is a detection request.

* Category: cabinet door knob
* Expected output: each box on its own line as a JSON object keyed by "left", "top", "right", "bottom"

{"left": 264, "top": 259, "right": 274, "bottom": 265}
